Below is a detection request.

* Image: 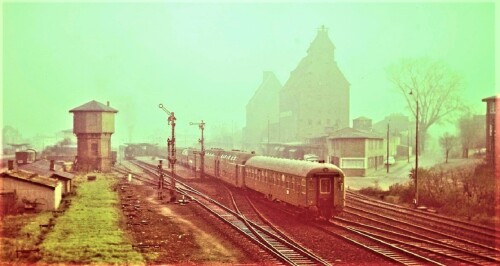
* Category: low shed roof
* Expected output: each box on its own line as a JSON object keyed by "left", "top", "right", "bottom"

{"left": 1, "top": 170, "right": 59, "bottom": 188}
{"left": 19, "top": 160, "right": 75, "bottom": 180}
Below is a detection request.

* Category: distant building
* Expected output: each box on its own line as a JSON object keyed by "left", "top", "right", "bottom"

{"left": 280, "top": 25, "right": 350, "bottom": 142}
{"left": 69, "top": 100, "right": 118, "bottom": 172}
{"left": 373, "top": 113, "right": 411, "bottom": 158}
{"left": 327, "top": 127, "right": 384, "bottom": 176}
{"left": 482, "top": 95, "right": 499, "bottom": 166}
{"left": 243, "top": 71, "right": 282, "bottom": 153}
{"left": 353, "top": 117, "right": 372, "bottom": 131}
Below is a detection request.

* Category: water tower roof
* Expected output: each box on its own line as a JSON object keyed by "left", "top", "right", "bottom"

{"left": 69, "top": 100, "right": 118, "bottom": 113}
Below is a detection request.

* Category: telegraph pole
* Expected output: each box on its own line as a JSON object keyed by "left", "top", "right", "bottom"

{"left": 415, "top": 99, "right": 419, "bottom": 205}
{"left": 409, "top": 91, "right": 419, "bottom": 206}
{"left": 159, "top": 104, "right": 177, "bottom": 200}
{"left": 387, "top": 123, "right": 390, "bottom": 173}
{"left": 190, "top": 120, "right": 205, "bottom": 179}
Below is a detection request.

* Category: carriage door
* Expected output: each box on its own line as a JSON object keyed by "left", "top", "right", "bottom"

{"left": 316, "top": 175, "right": 333, "bottom": 214}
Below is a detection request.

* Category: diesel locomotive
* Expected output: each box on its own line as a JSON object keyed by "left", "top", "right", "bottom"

{"left": 179, "top": 148, "right": 345, "bottom": 219}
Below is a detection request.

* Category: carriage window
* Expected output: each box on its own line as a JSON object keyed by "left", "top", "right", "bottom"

{"left": 320, "top": 178, "right": 331, "bottom": 194}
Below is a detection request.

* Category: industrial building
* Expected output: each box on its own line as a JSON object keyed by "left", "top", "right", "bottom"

{"left": 244, "top": 25, "right": 350, "bottom": 153}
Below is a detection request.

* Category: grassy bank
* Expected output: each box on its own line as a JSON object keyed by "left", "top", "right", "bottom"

{"left": 359, "top": 161, "right": 496, "bottom": 226}
{"left": 39, "top": 175, "right": 143, "bottom": 264}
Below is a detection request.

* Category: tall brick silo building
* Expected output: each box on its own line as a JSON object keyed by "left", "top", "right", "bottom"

{"left": 279, "top": 26, "right": 350, "bottom": 142}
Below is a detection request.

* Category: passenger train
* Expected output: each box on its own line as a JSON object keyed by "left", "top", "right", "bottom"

{"left": 179, "top": 148, "right": 345, "bottom": 219}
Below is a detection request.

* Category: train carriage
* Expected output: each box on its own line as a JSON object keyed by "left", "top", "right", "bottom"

{"left": 214, "top": 150, "right": 254, "bottom": 187}
{"left": 244, "top": 156, "right": 345, "bottom": 218}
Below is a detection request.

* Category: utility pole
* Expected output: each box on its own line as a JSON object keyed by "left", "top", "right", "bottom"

{"left": 409, "top": 91, "right": 419, "bottom": 206}
{"left": 190, "top": 120, "right": 205, "bottom": 179}
{"left": 415, "top": 99, "right": 419, "bottom": 206}
{"left": 159, "top": 104, "right": 177, "bottom": 200}
{"left": 387, "top": 123, "right": 390, "bottom": 173}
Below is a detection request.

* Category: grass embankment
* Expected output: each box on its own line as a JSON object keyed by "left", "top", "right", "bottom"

{"left": 359, "top": 161, "right": 496, "bottom": 226}
{"left": 0, "top": 212, "right": 53, "bottom": 263}
{"left": 40, "top": 175, "right": 143, "bottom": 264}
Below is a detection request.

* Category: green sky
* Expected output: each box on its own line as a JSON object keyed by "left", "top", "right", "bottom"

{"left": 2, "top": 1, "right": 497, "bottom": 147}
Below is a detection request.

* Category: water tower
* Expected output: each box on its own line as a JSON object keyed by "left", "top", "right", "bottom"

{"left": 69, "top": 100, "right": 118, "bottom": 172}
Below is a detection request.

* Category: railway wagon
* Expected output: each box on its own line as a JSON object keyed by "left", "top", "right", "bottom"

{"left": 181, "top": 148, "right": 253, "bottom": 187}
{"left": 179, "top": 148, "right": 345, "bottom": 218}
{"left": 212, "top": 150, "right": 254, "bottom": 187}
{"left": 244, "top": 156, "right": 345, "bottom": 218}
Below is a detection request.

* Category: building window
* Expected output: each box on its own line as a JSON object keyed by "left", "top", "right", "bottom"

{"left": 341, "top": 158, "right": 365, "bottom": 169}
{"left": 489, "top": 102, "right": 496, "bottom": 114}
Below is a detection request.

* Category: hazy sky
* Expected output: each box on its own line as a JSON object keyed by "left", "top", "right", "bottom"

{"left": 2, "top": 1, "right": 497, "bottom": 146}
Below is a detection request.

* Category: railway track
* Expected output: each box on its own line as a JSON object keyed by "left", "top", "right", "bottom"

{"left": 226, "top": 186, "right": 330, "bottom": 265}
{"left": 347, "top": 190, "right": 500, "bottom": 246}
{"left": 344, "top": 190, "right": 500, "bottom": 264}
{"left": 122, "top": 159, "right": 331, "bottom": 265}
{"left": 123, "top": 158, "right": 500, "bottom": 265}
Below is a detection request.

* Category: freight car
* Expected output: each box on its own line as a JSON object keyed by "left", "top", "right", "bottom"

{"left": 179, "top": 148, "right": 345, "bottom": 219}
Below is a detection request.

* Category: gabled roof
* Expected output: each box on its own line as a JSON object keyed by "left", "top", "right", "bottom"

{"left": 328, "top": 127, "right": 384, "bottom": 140}
{"left": 1, "top": 170, "right": 59, "bottom": 188}
{"left": 19, "top": 160, "right": 75, "bottom": 180}
{"left": 353, "top": 116, "right": 371, "bottom": 121}
{"left": 69, "top": 100, "right": 118, "bottom": 113}
{"left": 282, "top": 26, "right": 350, "bottom": 92}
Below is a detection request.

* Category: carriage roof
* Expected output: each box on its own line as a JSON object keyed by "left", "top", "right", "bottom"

{"left": 245, "top": 156, "right": 344, "bottom": 177}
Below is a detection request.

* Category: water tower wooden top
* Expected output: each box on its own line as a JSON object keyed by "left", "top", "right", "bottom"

{"left": 69, "top": 100, "right": 118, "bottom": 113}
{"left": 69, "top": 100, "right": 118, "bottom": 134}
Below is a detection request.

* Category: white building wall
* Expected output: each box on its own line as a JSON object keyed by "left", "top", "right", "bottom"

{"left": 0, "top": 177, "right": 61, "bottom": 211}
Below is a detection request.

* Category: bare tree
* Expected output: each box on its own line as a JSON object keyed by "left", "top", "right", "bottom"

{"left": 458, "top": 113, "right": 485, "bottom": 158}
{"left": 388, "top": 58, "right": 464, "bottom": 153}
{"left": 439, "top": 132, "right": 457, "bottom": 163}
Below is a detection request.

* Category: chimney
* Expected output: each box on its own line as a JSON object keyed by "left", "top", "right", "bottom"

{"left": 8, "top": 160, "right": 14, "bottom": 170}
{"left": 50, "top": 160, "right": 55, "bottom": 171}
{"left": 107, "top": 101, "right": 110, "bottom": 106}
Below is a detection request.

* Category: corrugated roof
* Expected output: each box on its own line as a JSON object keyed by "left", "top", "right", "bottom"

{"left": 19, "top": 160, "right": 74, "bottom": 180}
{"left": 1, "top": 170, "right": 59, "bottom": 188}
{"left": 69, "top": 100, "right": 118, "bottom": 113}
{"left": 245, "top": 155, "right": 343, "bottom": 177}
{"left": 328, "top": 127, "right": 384, "bottom": 140}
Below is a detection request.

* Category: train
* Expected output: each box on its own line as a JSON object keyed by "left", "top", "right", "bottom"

{"left": 179, "top": 148, "right": 345, "bottom": 219}
{"left": 124, "top": 143, "right": 163, "bottom": 160}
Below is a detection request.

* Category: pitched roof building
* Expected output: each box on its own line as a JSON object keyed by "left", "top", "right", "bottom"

{"left": 244, "top": 72, "right": 282, "bottom": 151}
{"left": 279, "top": 25, "right": 350, "bottom": 142}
